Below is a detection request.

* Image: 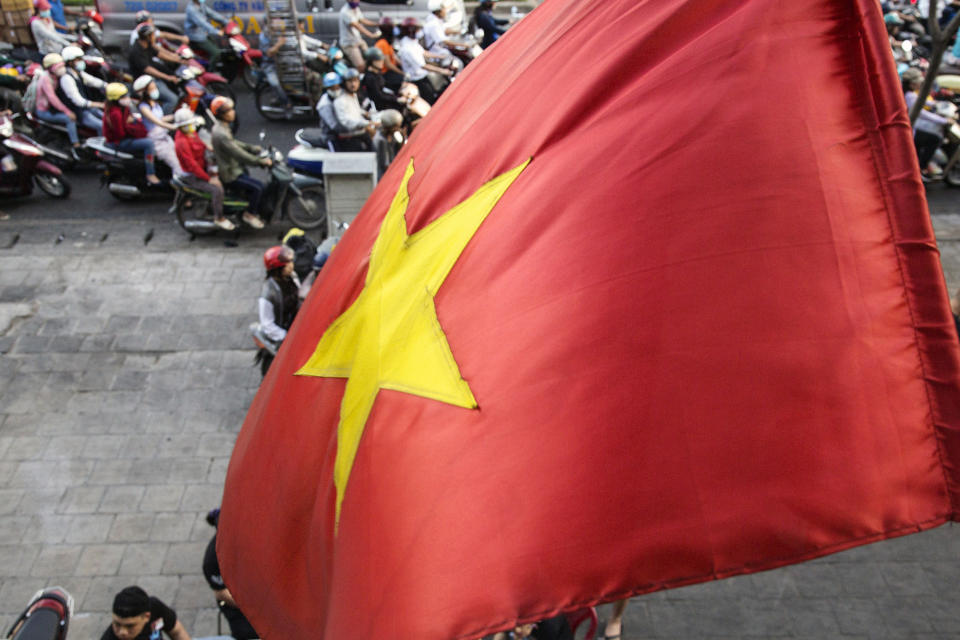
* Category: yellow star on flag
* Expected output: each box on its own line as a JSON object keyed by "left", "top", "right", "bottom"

{"left": 296, "top": 157, "right": 530, "bottom": 526}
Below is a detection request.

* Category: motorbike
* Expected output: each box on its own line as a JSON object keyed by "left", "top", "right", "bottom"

{"left": 254, "top": 75, "right": 317, "bottom": 121}
{"left": 190, "top": 19, "right": 263, "bottom": 87}
{"left": 4, "top": 587, "right": 73, "bottom": 640}
{"left": 170, "top": 135, "right": 325, "bottom": 234}
{"left": 0, "top": 114, "right": 71, "bottom": 199}
{"left": 75, "top": 9, "right": 107, "bottom": 56}
{"left": 176, "top": 45, "right": 236, "bottom": 102}
{"left": 84, "top": 134, "right": 174, "bottom": 200}
{"left": 24, "top": 111, "right": 101, "bottom": 167}
{"left": 284, "top": 128, "right": 330, "bottom": 231}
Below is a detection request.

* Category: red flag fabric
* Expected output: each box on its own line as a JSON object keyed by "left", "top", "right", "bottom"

{"left": 219, "top": 0, "right": 960, "bottom": 638}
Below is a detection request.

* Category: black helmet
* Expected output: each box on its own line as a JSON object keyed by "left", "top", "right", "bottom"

{"left": 137, "top": 22, "right": 155, "bottom": 39}
{"left": 364, "top": 46, "right": 384, "bottom": 63}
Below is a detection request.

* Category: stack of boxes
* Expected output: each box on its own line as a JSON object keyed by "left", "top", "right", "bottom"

{"left": 0, "top": 0, "right": 35, "bottom": 47}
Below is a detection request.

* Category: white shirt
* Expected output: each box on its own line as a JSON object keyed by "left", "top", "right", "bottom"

{"left": 396, "top": 36, "right": 428, "bottom": 81}
{"left": 338, "top": 5, "right": 364, "bottom": 47}
{"left": 423, "top": 13, "right": 448, "bottom": 56}
{"left": 333, "top": 91, "right": 371, "bottom": 133}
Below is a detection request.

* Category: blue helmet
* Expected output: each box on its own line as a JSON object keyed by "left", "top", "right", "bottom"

{"left": 342, "top": 68, "right": 360, "bottom": 80}
{"left": 322, "top": 72, "right": 341, "bottom": 88}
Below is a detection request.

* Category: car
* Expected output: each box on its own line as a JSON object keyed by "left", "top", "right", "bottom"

{"left": 99, "top": 0, "right": 465, "bottom": 53}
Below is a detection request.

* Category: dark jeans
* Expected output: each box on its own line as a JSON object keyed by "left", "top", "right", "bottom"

{"left": 226, "top": 173, "right": 264, "bottom": 215}
{"left": 182, "top": 174, "right": 224, "bottom": 218}
{"left": 334, "top": 134, "right": 373, "bottom": 152}
{"left": 915, "top": 129, "right": 943, "bottom": 169}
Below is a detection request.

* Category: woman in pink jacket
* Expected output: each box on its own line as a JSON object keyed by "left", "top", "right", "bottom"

{"left": 35, "top": 52, "right": 80, "bottom": 157}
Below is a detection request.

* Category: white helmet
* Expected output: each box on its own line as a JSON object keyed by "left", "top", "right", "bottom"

{"left": 61, "top": 45, "right": 84, "bottom": 62}
{"left": 133, "top": 74, "right": 153, "bottom": 93}
{"left": 42, "top": 52, "right": 63, "bottom": 69}
{"left": 427, "top": 0, "right": 443, "bottom": 11}
{"left": 173, "top": 107, "right": 204, "bottom": 129}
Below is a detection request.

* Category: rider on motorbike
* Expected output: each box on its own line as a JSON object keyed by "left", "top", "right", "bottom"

{"left": 58, "top": 45, "right": 105, "bottom": 135}
{"left": 258, "top": 245, "right": 301, "bottom": 358}
{"left": 133, "top": 74, "right": 183, "bottom": 177}
{"left": 423, "top": 0, "right": 462, "bottom": 66}
{"left": 361, "top": 47, "right": 404, "bottom": 112}
{"left": 333, "top": 68, "right": 379, "bottom": 151}
{"left": 129, "top": 23, "right": 184, "bottom": 114}
{"left": 129, "top": 9, "right": 189, "bottom": 47}
{"left": 316, "top": 72, "right": 341, "bottom": 149}
{"left": 258, "top": 16, "right": 293, "bottom": 114}
{"left": 184, "top": 0, "right": 228, "bottom": 68}
{"left": 395, "top": 17, "right": 453, "bottom": 105}
{"left": 35, "top": 53, "right": 82, "bottom": 157}
{"left": 173, "top": 106, "right": 233, "bottom": 230}
{"left": 102, "top": 82, "right": 161, "bottom": 185}
{"left": 210, "top": 96, "right": 267, "bottom": 229}
{"left": 30, "top": 0, "right": 73, "bottom": 55}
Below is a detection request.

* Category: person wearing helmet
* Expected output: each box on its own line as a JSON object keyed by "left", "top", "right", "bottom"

{"left": 316, "top": 72, "right": 342, "bottom": 146}
{"left": 258, "top": 245, "right": 301, "bottom": 369}
{"left": 129, "top": 10, "right": 189, "bottom": 47}
{"left": 396, "top": 17, "right": 452, "bottom": 105}
{"left": 184, "top": 0, "right": 228, "bottom": 68}
{"left": 129, "top": 22, "right": 184, "bottom": 114}
{"left": 174, "top": 107, "right": 234, "bottom": 230}
{"left": 475, "top": 0, "right": 507, "bottom": 49}
{"left": 102, "top": 82, "right": 162, "bottom": 185}
{"left": 57, "top": 45, "right": 106, "bottom": 137}
{"left": 361, "top": 47, "right": 403, "bottom": 112}
{"left": 373, "top": 18, "right": 405, "bottom": 91}
{"left": 35, "top": 54, "right": 83, "bottom": 154}
{"left": 333, "top": 67, "right": 378, "bottom": 152}
{"left": 30, "top": 0, "right": 72, "bottom": 55}
{"left": 339, "top": 0, "right": 380, "bottom": 72}
{"left": 423, "top": 0, "right": 461, "bottom": 63}
{"left": 372, "top": 108, "right": 403, "bottom": 179}
{"left": 210, "top": 97, "right": 267, "bottom": 229}
{"left": 133, "top": 75, "right": 183, "bottom": 178}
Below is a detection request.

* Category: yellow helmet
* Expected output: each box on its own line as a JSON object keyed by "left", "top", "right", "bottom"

{"left": 106, "top": 82, "right": 129, "bottom": 101}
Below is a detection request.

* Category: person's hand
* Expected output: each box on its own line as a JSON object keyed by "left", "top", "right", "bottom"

{"left": 277, "top": 36, "right": 286, "bottom": 45}
{"left": 261, "top": 157, "right": 273, "bottom": 167}
{"left": 365, "top": 123, "right": 377, "bottom": 137}
{"left": 210, "top": 176, "right": 222, "bottom": 188}
{"left": 67, "top": 112, "right": 77, "bottom": 121}
{"left": 94, "top": 101, "right": 105, "bottom": 109}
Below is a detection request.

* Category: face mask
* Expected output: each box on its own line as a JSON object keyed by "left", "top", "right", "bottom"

{"left": 74, "top": 61, "right": 85, "bottom": 72}
{"left": 40, "top": 9, "right": 51, "bottom": 17}
{"left": 149, "top": 88, "right": 160, "bottom": 100}
{"left": 327, "top": 87, "right": 342, "bottom": 98}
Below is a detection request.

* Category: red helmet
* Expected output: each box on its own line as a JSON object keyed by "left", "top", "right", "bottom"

{"left": 264, "top": 245, "right": 294, "bottom": 271}
{"left": 210, "top": 96, "right": 234, "bottom": 118}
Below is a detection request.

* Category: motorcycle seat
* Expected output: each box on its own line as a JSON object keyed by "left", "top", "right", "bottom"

{"left": 11, "top": 608, "right": 61, "bottom": 640}
{"left": 296, "top": 128, "right": 328, "bottom": 149}
{"left": 84, "top": 136, "right": 134, "bottom": 160}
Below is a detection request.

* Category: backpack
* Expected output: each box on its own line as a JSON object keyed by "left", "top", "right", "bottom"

{"left": 21, "top": 70, "right": 43, "bottom": 114}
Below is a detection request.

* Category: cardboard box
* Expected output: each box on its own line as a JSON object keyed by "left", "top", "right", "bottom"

{"left": 16, "top": 25, "right": 32, "bottom": 44}
{"left": 4, "top": 9, "right": 29, "bottom": 25}
{"left": 0, "top": 0, "right": 31, "bottom": 11}
{"left": 0, "top": 11, "right": 6, "bottom": 25}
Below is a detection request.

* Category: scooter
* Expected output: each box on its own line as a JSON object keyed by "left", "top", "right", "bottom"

{"left": 170, "top": 135, "right": 326, "bottom": 234}
{"left": 285, "top": 128, "right": 330, "bottom": 231}
{"left": 84, "top": 135, "right": 174, "bottom": 200}
{"left": 176, "top": 45, "right": 235, "bottom": 102}
{"left": 191, "top": 19, "right": 263, "bottom": 87}
{"left": 24, "top": 111, "right": 101, "bottom": 167}
{"left": 4, "top": 587, "right": 73, "bottom": 640}
{"left": 0, "top": 114, "right": 71, "bottom": 199}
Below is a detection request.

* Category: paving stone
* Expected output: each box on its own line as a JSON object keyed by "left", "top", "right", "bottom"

{"left": 81, "top": 575, "right": 135, "bottom": 612}
{"left": 180, "top": 485, "right": 223, "bottom": 512}
{"left": 14, "top": 488, "right": 62, "bottom": 515}
{"left": 0, "top": 543, "right": 40, "bottom": 578}
{"left": 98, "top": 485, "right": 145, "bottom": 513}
{"left": 29, "top": 544, "right": 83, "bottom": 577}
{"left": 81, "top": 436, "right": 126, "bottom": 460}
{"left": 42, "top": 435, "right": 90, "bottom": 460}
{"left": 108, "top": 514, "right": 155, "bottom": 543}
{"left": 59, "top": 486, "right": 105, "bottom": 514}
{"left": 0, "top": 577, "right": 48, "bottom": 613}
{"left": 162, "top": 541, "right": 208, "bottom": 575}
{"left": 140, "top": 485, "right": 185, "bottom": 512}
{"left": 75, "top": 544, "right": 126, "bottom": 577}
{"left": 0, "top": 488, "right": 23, "bottom": 515}
{"left": 11, "top": 335, "right": 51, "bottom": 354}
{"left": 28, "top": 513, "right": 74, "bottom": 544}
{"left": 64, "top": 514, "right": 115, "bottom": 544}
{"left": 111, "top": 370, "right": 149, "bottom": 391}
{"left": 118, "top": 543, "right": 167, "bottom": 576}
{"left": 4, "top": 436, "right": 47, "bottom": 460}
{"left": 150, "top": 513, "right": 195, "bottom": 543}
{"left": 88, "top": 460, "right": 133, "bottom": 485}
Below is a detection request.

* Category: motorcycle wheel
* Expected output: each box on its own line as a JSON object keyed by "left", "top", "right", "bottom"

{"left": 242, "top": 64, "right": 259, "bottom": 90}
{"left": 175, "top": 196, "right": 218, "bottom": 236}
{"left": 34, "top": 171, "right": 71, "bottom": 199}
{"left": 945, "top": 162, "right": 960, "bottom": 187}
{"left": 255, "top": 85, "right": 287, "bottom": 122}
{"left": 207, "top": 81, "right": 236, "bottom": 104}
{"left": 284, "top": 186, "right": 328, "bottom": 232}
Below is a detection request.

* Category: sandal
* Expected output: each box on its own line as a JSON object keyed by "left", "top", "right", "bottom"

{"left": 599, "top": 619, "right": 622, "bottom": 640}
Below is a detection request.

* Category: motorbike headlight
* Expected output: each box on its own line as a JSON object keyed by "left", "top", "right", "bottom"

{"left": 0, "top": 121, "right": 12, "bottom": 137}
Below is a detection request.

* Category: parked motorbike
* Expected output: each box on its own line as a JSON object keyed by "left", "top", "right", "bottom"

{"left": 4, "top": 587, "right": 73, "bottom": 640}
{"left": 84, "top": 135, "right": 173, "bottom": 200}
{"left": 0, "top": 114, "right": 71, "bottom": 199}
{"left": 170, "top": 135, "right": 324, "bottom": 234}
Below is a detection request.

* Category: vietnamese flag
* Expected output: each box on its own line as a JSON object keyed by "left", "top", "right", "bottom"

{"left": 219, "top": 0, "right": 960, "bottom": 638}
